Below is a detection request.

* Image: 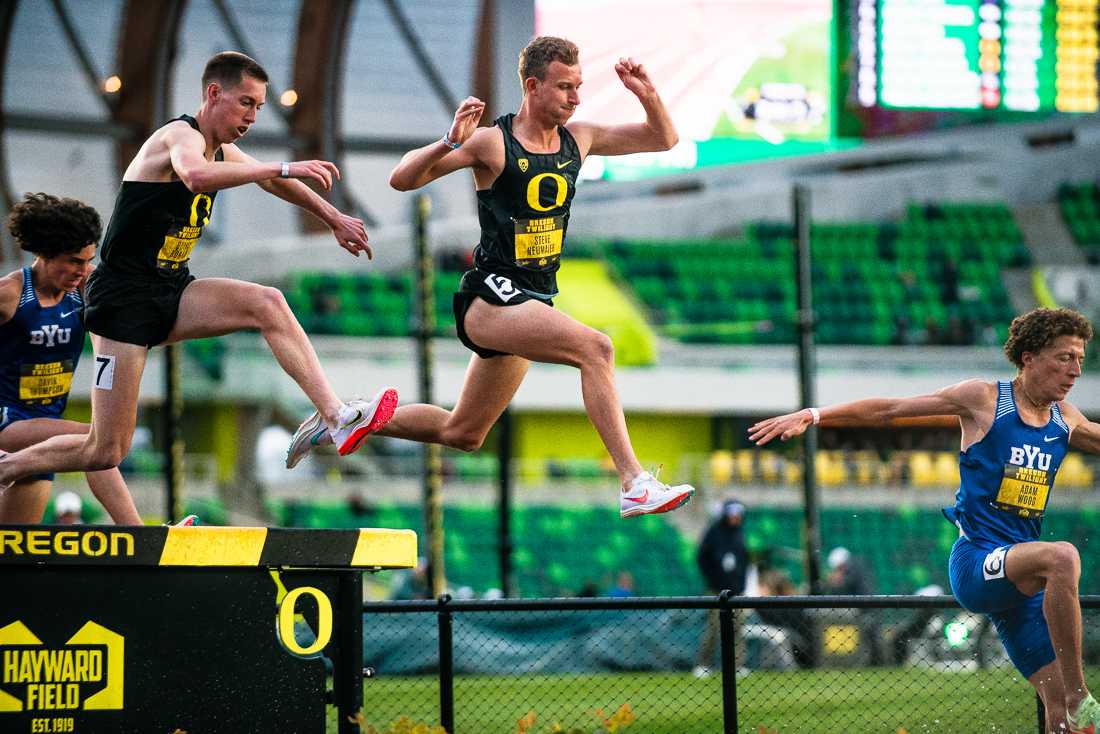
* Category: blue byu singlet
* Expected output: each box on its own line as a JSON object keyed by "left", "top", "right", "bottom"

{"left": 0, "top": 267, "right": 85, "bottom": 418}
{"left": 943, "top": 380, "right": 1070, "bottom": 548}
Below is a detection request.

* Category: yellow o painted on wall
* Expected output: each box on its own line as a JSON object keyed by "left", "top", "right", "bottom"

{"left": 526, "top": 173, "right": 569, "bottom": 212}
{"left": 277, "top": 586, "right": 333, "bottom": 657}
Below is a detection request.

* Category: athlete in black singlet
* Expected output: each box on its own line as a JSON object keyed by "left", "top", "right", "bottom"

{"left": 0, "top": 52, "right": 396, "bottom": 491}
{"left": 301, "top": 37, "right": 692, "bottom": 517}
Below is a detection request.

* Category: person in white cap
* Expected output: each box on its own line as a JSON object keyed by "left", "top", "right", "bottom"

{"left": 53, "top": 491, "right": 83, "bottom": 525}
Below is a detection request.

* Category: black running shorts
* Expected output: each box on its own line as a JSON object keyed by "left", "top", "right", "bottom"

{"left": 452, "top": 269, "right": 554, "bottom": 358}
{"left": 83, "top": 266, "right": 195, "bottom": 348}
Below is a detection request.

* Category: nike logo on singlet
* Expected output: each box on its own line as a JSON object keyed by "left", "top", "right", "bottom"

{"left": 556, "top": 160, "right": 573, "bottom": 169}
{"left": 60, "top": 310, "right": 78, "bottom": 319}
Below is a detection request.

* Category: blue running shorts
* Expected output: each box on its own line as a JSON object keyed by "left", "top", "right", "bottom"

{"left": 949, "top": 536, "right": 1055, "bottom": 678}
{"left": 0, "top": 405, "right": 56, "bottom": 482}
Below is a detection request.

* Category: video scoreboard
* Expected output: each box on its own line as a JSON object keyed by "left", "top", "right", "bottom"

{"left": 857, "top": 0, "right": 1099, "bottom": 112}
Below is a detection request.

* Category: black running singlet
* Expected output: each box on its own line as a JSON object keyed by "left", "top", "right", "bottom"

{"left": 473, "top": 113, "right": 582, "bottom": 298}
{"left": 99, "top": 115, "right": 222, "bottom": 281}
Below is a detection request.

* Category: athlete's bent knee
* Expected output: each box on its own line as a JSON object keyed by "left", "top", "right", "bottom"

{"left": 440, "top": 426, "right": 485, "bottom": 452}
{"left": 1048, "top": 542, "right": 1081, "bottom": 579}
{"left": 254, "top": 286, "right": 292, "bottom": 328}
{"left": 86, "top": 443, "right": 127, "bottom": 471}
{"left": 582, "top": 331, "right": 614, "bottom": 368}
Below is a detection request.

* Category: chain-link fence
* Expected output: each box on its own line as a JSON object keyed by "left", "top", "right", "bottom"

{"left": 360, "top": 595, "right": 1100, "bottom": 734}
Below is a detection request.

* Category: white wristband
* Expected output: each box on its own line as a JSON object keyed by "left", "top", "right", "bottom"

{"left": 280, "top": 162, "right": 290, "bottom": 178}
{"left": 808, "top": 407, "right": 821, "bottom": 425}
{"left": 441, "top": 134, "right": 461, "bottom": 150}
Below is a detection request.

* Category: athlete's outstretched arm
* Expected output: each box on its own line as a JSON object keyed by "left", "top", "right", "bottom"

{"left": 568, "top": 57, "right": 678, "bottom": 157}
{"left": 221, "top": 144, "right": 371, "bottom": 259}
{"left": 1059, "top": 401, "right": 1100, "bottom": 454}
{"left": 749, "top": 379, "right": 993, "bottom": 446}
{"left": 0, "top": 271, "right": 20, "bottom": 325}
{"left": 165, "top": 122, "right": 339, "bottom": 194}
{"left": 390, "top": 97, "right": 489, "bottom": 191}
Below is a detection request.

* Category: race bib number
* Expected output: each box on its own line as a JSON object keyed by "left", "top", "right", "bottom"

{"left": 19, "top": 360, "right": 75, "bottom": 404}
{"left": 483, "top": 273, "right": 520, "bottom": 302}
{"left": 982, "top": 546, "right": 1008, "bottom": 580}
{"left": 157, "top": 225, "right": 202, "bottom": 271}
{"left": 993, "top": 463, "right": 1051, "bottom": 519}
{"left": 513, "top": 215, "right": 564, "bottom": 270}
{"left": 93, "top": 354, "right": 116, "bottom": 391}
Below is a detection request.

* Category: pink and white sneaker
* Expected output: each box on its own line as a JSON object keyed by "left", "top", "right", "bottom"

{"left": 286, "top": 387, "right": 399, "bottom": 468}
{"left": 332, "top": 388, "right": 399, "bottom": 457}
{"left": 619, "top": 471, "right": 694, "bottom": 518}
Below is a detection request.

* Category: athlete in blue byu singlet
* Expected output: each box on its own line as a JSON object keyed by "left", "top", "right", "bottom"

{"left": 0, "top": 193, "right": 139, "bottom": 524}
{"left": 751, "top": 307, "right": 1100, "bottom": 733}
{"left": 289, "top": 36, "right": 693, "bottom": 518}
{"left": 0, "top": 52, "right": 397, "bottom": 493}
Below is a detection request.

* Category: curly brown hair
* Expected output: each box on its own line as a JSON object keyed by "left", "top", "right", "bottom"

{"left": 8, "top": 192, "right": 102, "bottom": 258}
{"left": 1003, "top": 307, "right": 1093, "bottom": 368}
{"left": 518, "top": 36, "right": 579, "bottom": 89}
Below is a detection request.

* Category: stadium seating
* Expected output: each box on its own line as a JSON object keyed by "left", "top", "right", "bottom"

{"left": 1058, "top": 181, "right": 1100, "bottom": 263}
{"left": 278, "top": 202, "right": 1027, "bottom": 346}
{"left": 605, "top": 203, "right": 1026, "bottom": 346}
{"left": 282, "top": 269, "right": 464, "bottom": 338}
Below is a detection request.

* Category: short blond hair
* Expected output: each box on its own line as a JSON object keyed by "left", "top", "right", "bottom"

{"left": 518, "top": 36, "right": 579, "bottom": 89}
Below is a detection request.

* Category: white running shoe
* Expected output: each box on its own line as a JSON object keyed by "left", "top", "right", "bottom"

{"left": 286, "top": 409, "right": 332, "bottom": 469}
{"left": 285, "top": 387, "right": 399, "bottom": 469}
{"left": 619, "top": 470, "right": 694, "bottom": 518}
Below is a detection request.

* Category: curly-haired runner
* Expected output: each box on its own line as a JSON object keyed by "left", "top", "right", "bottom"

{"left": 750, "top": 307, "right": 1100, "bottom": 733}
{"left": 0, "top": 192, "right": 141, "bottom": 524}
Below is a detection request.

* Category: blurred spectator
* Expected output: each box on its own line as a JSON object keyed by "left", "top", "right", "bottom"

{"left": 54, "top": 492, "right": 83, "bottom": 525}
{"left": 824, "top": 546, "right": 883, "bottom": 665}
{"left": 576, "top": 580, "right": 599, "bottom": 598}
{"left": 694, "top": 498, "right": 749, "bottom": 677}
{"left": 391, "top": 556, "right": 432, "bottom": 600}
{"left": 890, "top": 583, "right": 943, "bottom": 665}
{"left": 922, "top": 316, "right": 943, "bottom": 346}
{"left": 944, "top": 315, "right": 974, "bottom": 346}
{"left": 346, "top": 491, "right": 375, "bottom": 521}
{"left": 824, "top": 547, "right": 869, "bottom": 595}
{"left": 941, "top": 258, "right": 959, "bottom": 305}
{"left": 608, "top": 570, "right": 635, "bottom": 598}
{"left": 892, "top": 314, "right": 914, "bottom": 346}
{"left": 756, "top": 569, "right": 816, "bottom": 668}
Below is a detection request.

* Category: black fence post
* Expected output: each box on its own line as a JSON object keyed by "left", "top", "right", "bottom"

{"left": 1036, "top": 693, "right": 1045, "bottom": 734}
{"left": 438, "top": 594, "right": 455, "bottom": 734}
{"left": 718, "top": 590, "right": 738, "bottom": 734}
{"left": 336, "top": 570, "right": 364, "bottom": 734}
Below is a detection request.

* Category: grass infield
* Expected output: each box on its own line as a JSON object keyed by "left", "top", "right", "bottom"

{"left": 327, "top": 665, "right": 1077, "bottom": 733}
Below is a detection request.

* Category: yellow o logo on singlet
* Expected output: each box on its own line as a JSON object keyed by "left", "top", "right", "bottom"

{"left": 526, "top": 173, "right": 569, "bottom": 212}
{"left": 189, "top": 193, "right": 213, "bottom": 227}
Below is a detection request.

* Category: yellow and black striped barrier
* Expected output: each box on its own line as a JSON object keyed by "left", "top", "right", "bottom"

{"left": 0, "top": 525, "right": 416, "bottom": 734}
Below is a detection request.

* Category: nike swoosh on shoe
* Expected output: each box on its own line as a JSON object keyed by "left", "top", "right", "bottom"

{"left": 339, "top": 410, "right": 363, "bottom": 429}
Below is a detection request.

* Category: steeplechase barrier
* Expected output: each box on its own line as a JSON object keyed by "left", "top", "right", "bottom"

{"left": 0, "top": 524, "right": 416, "bottom": 734}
